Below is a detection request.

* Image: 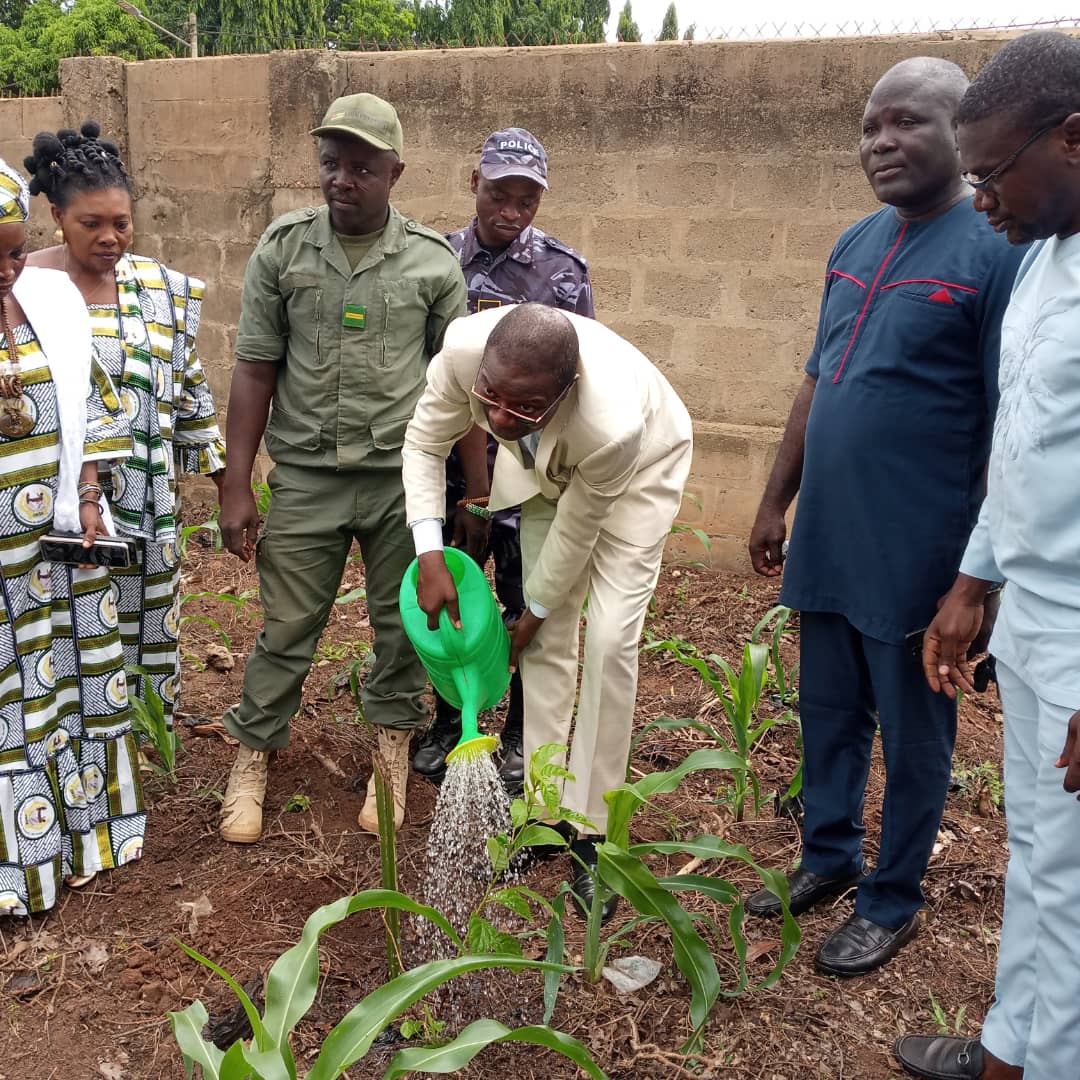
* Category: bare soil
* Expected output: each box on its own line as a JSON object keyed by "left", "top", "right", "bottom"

{"left": 0, "top": 500, "right": 1007, "bottom": 1080}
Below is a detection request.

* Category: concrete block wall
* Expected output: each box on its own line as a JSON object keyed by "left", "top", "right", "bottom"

{"left": 0, "top": 96, "right": 64, "bottom": 250}
{"left": 48, "top": 33, "right": 1021, "bottom": 565}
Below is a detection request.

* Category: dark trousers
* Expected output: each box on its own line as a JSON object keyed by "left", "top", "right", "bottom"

{"left": 799, "top": 611, "right": 957, "bottom": 928}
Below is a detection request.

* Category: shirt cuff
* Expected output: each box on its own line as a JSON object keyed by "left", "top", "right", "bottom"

{"left": 528, "top": 598, "right": 551, "bottom": 619}
{"left": 411, "top": 518, "right": 445, "bottom": 556}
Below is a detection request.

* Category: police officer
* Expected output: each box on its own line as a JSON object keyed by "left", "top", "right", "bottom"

{"left": 217, "top": 93, "right": 470, "bottom": 843}
{"left": 410, "top": 127, "right": 595, "bottom": 789}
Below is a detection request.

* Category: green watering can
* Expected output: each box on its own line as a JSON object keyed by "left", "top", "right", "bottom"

{"left": 399, "top": 547, "right": 511, "bottom": 764}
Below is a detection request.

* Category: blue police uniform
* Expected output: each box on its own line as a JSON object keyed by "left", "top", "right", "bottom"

{"left": 781, "top": 197, "right": 1026, "bottom": 928}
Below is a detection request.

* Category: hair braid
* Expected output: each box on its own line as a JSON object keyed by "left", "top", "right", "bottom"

{"left": 22, "top": 120, "right": 134, "bottom": 209}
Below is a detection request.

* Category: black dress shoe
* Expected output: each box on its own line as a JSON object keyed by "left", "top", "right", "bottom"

{"left": 815, "top": 912, "right": 919, "bottom": 976}
{"left": 411, "top": 709, "right": 461, "bottom": 781}
{"left": 497, "top": 718, "right": 524, "bottom": 790}
{"left": 746, "top": 866, "right": 862, "bottom": 918}
{"left": 569, "top": 836, "right": 619, "bottom": 923}
{"left": 893, "top": 1034, "right": 985, "bottom": 1079}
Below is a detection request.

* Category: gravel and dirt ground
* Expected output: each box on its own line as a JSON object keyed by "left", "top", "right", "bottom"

{"left": 0, "top": 500, "right": 1008, "bottom": 1079}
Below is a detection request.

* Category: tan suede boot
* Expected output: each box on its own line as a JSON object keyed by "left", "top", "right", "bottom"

{"left": 358, "top": 728, "right": 411, "bottom": 833}
{"left": 220, "top": 743, "right": 269, "bottom": 844}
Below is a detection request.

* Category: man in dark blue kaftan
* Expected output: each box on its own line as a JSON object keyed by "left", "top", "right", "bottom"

{"left": 745, "top": 57, "right": 1027, "bottom": 977}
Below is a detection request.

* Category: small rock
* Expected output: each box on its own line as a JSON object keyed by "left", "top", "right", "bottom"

{"left": 205, "top": 645, "right": 234, "bottom": 673}
{"left": 5, "top": 971, "right": 44, "bottom": 999}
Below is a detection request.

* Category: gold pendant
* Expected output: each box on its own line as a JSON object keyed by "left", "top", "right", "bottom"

{"left": 0, "top": 398, "right": 33, "bottom": 438}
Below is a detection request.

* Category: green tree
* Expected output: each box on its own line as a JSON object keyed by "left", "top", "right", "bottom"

{"left": 682, "top": 20, "right": 694, "bottom": 39}
{"left": 330, "top": 0, "right": 416, "bottom": 47}
{"left": 216, "top": 0, "right": 324, "bottom": 52}
{"left": 615, "top": 0, "right": 637, "bottom": 41}
{"left": 578, "top": 0, "right": 607, "bottom": 41}
{"left": 0, "top": 0, "right": 170, "bottom": 94}
{"left": 0, "top": 0, "right": 29, "bottom": 30}
{"left": 505, "top": 0, "right": 580, "bottom": 44}
{"left": 657, "top": 1, "right": 676, "bottom": 39}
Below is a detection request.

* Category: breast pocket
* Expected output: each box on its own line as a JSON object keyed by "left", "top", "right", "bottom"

{"left": 377, "top": 279, "right": 426, "bottom": 370}
{"left": 281, "top": 274, "right": 324, "bottom": 365}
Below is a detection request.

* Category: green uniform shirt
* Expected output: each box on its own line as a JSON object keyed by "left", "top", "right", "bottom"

{"left": 236, "top": 204, "right": 467, "bottom": 470}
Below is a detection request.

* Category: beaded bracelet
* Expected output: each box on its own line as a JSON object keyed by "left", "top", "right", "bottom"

{"left": 77, "top": 482, "right": 104, "bottom": 497}
{"left": 461, "top": 502, "right": 492, "bottom": 520}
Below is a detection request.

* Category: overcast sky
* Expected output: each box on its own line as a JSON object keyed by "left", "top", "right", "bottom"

{"left": 606, "top": 0, "right": 1076, "bottom": 41}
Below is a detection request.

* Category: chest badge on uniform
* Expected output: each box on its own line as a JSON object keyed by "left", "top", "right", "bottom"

{"left": 342, "top": 304, "right": 367, "bottom": 329}
{"left": 477, "top": 298, "right": 503, "bottom": 311}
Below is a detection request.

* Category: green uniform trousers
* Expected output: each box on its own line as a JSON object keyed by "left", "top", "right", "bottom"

{"left": 223, "top": 461, "right": 426, "bottom": 750}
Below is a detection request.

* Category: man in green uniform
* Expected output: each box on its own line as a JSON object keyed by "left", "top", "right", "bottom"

{"left": 217, "top": 93, "right": 469, "bottom": 843}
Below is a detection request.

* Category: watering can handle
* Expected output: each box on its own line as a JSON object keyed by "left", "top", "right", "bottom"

{"left": 438, "top": 606, "right": 464, "bottom": 646}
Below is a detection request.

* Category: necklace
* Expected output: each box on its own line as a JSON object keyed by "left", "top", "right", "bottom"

{"left": 0, "top": 300, "right": 33, "bottom": 438}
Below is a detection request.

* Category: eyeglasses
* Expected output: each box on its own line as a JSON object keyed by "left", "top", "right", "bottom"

{"left": 962, "top": 120, "right": 1061, "bottom": 192}
{"left": 470, "top": 367, "right": 578, "bottom": 427}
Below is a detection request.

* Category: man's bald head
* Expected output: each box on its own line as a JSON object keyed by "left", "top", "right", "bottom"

{"left": 870, "top": 57, "right": 969, "bottom": 117}
{"left": 484, "top": 302, "right": 580, "bottom": 387}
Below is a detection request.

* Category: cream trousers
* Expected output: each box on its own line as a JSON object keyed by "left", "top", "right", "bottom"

{"left": 519, "top": 495, "right": 667, "bottom": 834}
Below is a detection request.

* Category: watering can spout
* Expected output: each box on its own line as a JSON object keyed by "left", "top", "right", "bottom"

{"left": 444, "top": 661, "right": 499, "bottom": 764}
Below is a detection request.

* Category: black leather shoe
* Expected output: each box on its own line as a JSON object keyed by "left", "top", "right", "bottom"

{"left": 893, "top": 1035, "right": 985, "bottom": 1078}
{"left": 497, "top": 717, "right": 524, "bottom": 790}
{"left": 815, "top": 912, "right": 919, "bottom": 976}
{"left": 746, "top": 866, "right": 862, "bottom": 918}
{"left": 411, "top": 708, "right": 461, "bottom": 781}
{"left": 569, "top": 836, "right": 619, "bottom": 924}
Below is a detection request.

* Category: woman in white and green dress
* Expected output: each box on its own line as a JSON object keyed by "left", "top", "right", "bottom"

{"left": 0, "top": 160, "right": 144, "bottom": 914}
{"left": 25, "top": 123, "right": 226, "bottom": 728}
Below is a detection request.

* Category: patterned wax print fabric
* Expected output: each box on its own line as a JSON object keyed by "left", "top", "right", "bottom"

{"left": 0, "top": 322, "right": 144, "bottom": 915}
{"left": 88, "top": 253, "right": 225, "bottom": 727}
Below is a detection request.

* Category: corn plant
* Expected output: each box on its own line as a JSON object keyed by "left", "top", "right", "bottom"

{"left": 485, "top": 746, "right": 800, "bottom": 1055}
{"left": 641, "top": 636, "right": 790, "bottom": 821}
{"left": 180, "top": 481, "right": 273, "bottom": 558}
{"left": 751, "top": 604, "right": 799, "bottom": 706}
{"left": 169, "top": 892, "right": 604, "bottom": 1079}
{"left": 127, "top": 665, "right": 183, "bottom": 781}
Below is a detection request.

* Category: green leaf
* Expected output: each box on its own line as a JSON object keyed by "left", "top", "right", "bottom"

{"left": 381, "top": 1019, "right": 608, "bottom": 1080}
{"left": 542, "top": 891, "right": 567, "bottom": 1024}
{"left": 169, "top": 1001, "right": 224, "bottom": 1080}
{"left": 174, "top": 940, "right": 271, "bottom": 1055}
{"left": 307, "top": 956, "right": 571, "bottom": 1080}
{"left": 517, "top": 823, "right": 571, "bottom": 851}
{"left": 219, "top": 1041, "right": 256, "bottom": 1080}
{"left": 466, "top": 915, "right": 523, "bottom": 957}
{"left": 597, "top": 845, "right": 721, "bottom": 1037}
{"left": 604, "top": 749, "right": 745, "bottom": 848}
{"left": 489, "top": 887, "right": 533, "bottom": 921}
{"left": 260, "top": 891, "right": 462, "bottom": 1051}
{"left": 658, "top": 873, "right": 741, "bottom": 906}
{"left": 627, "top": 715, "right": 722, "bottom": 764}
{"left": 509, "top": 798, "right": 528, "bottom": 829}
{"left": 334, "top": 586, "right": 367, "bottom": 605}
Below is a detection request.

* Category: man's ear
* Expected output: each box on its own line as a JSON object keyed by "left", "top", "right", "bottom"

{"left": 1063, "top": 113, "right": 1080, "bottom": 163}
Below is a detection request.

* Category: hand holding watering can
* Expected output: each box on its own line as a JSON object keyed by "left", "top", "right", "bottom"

{"left": 416, "top": 551, "right": 541, "bottom": 672}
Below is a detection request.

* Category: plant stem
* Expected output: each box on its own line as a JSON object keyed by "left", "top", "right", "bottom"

{"left": 374, "top": 760, "right": 402, "bottom": 978}
{"left": 582, "top": 873, "right": 606, "bottom": 983}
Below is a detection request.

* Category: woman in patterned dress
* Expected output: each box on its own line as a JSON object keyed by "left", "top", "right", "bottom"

{"left": 25, "top": 122, "right": 226, "bottom": 729}
{"left": 0, "top": 159, "right": 143, "bottom": 914}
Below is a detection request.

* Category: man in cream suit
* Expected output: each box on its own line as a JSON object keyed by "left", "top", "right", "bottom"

{"left": 402, "top": 302, "right": 693, "bottom": 921}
